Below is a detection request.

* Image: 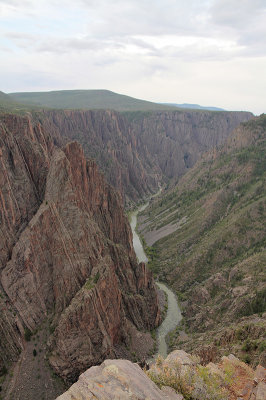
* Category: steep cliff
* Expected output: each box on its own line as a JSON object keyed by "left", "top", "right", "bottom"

{"left": 139, "top": 115, "right": 266, "bottom": 365}
{"left": 32, "top": 109, "right": 253, "bottom": 205}
{"left": 0, "top": 114, "right": 160, "bottom": 391}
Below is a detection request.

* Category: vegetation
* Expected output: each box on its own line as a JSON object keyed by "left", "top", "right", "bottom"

{"left": 147, "top": 357, "right": 229, "bottom": 400}
{"left": 139, "top": 115, "right": 266, "bottom": 364}
{"left": 8, "top": 90, "right": 176, "bottom": 112}
{"left": 0, "top": 91, "right": 41, "bottom": 114}
{"left": 84, "top": 272, "right": 100, "bottom": 290}
{"left": 24, "top": 327, "right": 33, "bottom": 342}
{"left": 0, "top": 367, "right": 7, "bottom": 377}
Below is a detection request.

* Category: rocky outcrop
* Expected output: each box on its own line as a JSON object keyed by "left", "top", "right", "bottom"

{"left": 0, "top": 114, "right": 160, "bottom": 382}
{"left": 56, "top": 350, "right": 266, "bottom": 400}
{"left": 56, "top": 359, "right": 183, "bottom": 400}
{"left": 33, "top": 109, "right": 253, "bottom": 204}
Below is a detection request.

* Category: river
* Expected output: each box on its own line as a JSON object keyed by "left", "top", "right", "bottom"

{"left": 130, "top": 204, "right": 182, "bottom": 359}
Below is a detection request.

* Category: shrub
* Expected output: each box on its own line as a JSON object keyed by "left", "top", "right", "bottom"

{"left": 258, "top": 341, "right": 266, "bottom": 353}
{"left": 242, "top": 354, "right": 251, "bottom": 364}
{"left": 0, "top": 366, "right": 7, "bottom": 376}
{"left": 147, "top": 361, "right": 228, "bottom": 400}
{"left": 24, "top": 327, "right": 32, "bottom": 342}
{"left": 94, "top": 271, "right": 100, "bottom": 284}
{"left": 241, "top": 289, "right": 266, "bottom": 316}
{"left": 33, "top": 349, "right": 37, "bottom": 357}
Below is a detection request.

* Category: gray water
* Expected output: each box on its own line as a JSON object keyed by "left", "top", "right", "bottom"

{"left": 130, "top": 203, "right": 149, "bottom": 263}
{"left": 155, "top": 282, "right": 182, "bottom": 358}
{"left": 130, "top": 204, "right": 182, "bottom": 358}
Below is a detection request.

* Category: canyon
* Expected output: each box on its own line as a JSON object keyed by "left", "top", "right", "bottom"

{"left": 28, "top": 109, "right": 253, "bottom": 204}
{"left": 139, "top": 115, "right": 266, "bottom": 367}
{"left": 0, "top": 103, "right": 264, "bottom": 400}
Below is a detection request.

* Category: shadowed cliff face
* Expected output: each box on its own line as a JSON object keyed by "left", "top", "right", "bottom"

{"left": 32, "top": 109, "right": 253, "bottom": 204}
{"left": 0, "top": 114, "right": 160, "bottom": 382}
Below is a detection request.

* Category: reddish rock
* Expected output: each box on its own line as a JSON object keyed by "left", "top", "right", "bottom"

{"left": 0, "top": 114, "right": 160, "bottom": 381}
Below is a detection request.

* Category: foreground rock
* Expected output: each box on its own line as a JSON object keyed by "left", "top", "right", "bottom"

{"left": 57, "top": 350, "right": 266, "bottom": 400}
{"left": 56, "top": 359, "right": 183, "bottom": 400}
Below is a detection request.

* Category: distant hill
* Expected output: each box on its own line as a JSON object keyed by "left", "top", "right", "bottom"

{"left": 0, "top": 91, "right": 23, "bottom": 111}
{"left": 0, "top": 91, "right": 41, "bottom": 113}
{"left": 9, "top": 90, "right": 176, "bottom": 112}
{"left": 162, "top": 102, "right": 225, "bottom": 111}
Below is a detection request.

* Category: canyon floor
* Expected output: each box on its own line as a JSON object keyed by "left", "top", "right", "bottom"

{"left": 2, "top": 323, "right": 66, "bottom": 400}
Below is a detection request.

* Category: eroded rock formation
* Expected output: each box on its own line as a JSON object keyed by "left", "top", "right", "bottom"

{"left": 0, "top": 114, "right": 160, "bottom": 382}
{"left": 33, "top": 109, "right": 253, "bottom": 204}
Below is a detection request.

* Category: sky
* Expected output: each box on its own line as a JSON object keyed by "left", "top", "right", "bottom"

{"left": 0, "top": 0, "right": 265, "bottom": 114}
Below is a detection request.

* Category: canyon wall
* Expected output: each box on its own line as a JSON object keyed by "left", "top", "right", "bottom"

{"left": 0, "top": 114, "right": 160, "bottom": 381}
{"left": 33, "top": 109, "right": 253, "bottom": 204}
{"left": 138, "top": 115, "right": 266, "bottom": 366}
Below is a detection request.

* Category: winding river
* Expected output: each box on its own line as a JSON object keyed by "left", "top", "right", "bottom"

{"left": 130, "top": 204, "right": 182, "bottom": 359}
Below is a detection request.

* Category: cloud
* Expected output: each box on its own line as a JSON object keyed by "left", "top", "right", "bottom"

{"left": 210, "top": 0, "right": 266, "bottom": 28}
{"left": 210, "top": 0, "right": 266, "bottom": 56}
{"left": 0, "top": 0, "right": 265, "bottom": 114}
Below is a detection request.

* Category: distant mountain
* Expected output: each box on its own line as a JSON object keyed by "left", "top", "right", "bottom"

{"left": 0, "top": 91, "right": 21, "bottom": 110}
{"left": 9, "top": 90, "right": 176, "bottom": 112}
{"left": 0, "top": 91, "right": 13, "bottom": 102}
{"left": 162, "top": 102, "right": 225, "bottom": 111}
{"left": 0, "top": 90, "right": 41, "bottom": 113}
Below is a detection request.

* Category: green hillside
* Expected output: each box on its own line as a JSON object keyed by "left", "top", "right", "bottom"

{"left": 9, "top": 89, "right": 176, "bottom": 111}
{"left": 139, "top": 114, "right": 266, "bottom": 366}
{"left": 0, "top": 91, "right": 42, "bottom": 113}
{"left": 0, "top": 91, "right": 25, "bottom": 112}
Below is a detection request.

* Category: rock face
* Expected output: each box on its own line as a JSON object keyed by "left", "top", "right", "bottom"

{"left": 34, "top": 109, "right": 253, "bottom": 204}
{"left": 56, "top": 359, "right": 183, "bottom": 400}
{"left": 138, "top": 114, "right": 266, "bottom": 366}
{"left": 0, "top": 113, "right": 160, "bottom": 381}
{"left": 56, "top": 350, "right": 266, "bottom": 400}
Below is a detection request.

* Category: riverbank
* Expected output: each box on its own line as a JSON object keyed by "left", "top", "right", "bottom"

{"left": 129, "top": 203, "right": 182, "bottom": 360}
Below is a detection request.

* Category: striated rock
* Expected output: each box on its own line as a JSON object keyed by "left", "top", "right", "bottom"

{"left": 34, "top": 109, "right": 253, "bottom": 204}
{"left": 35, "top": 110, "right": 161, "bottom": 204}
{"left": 0, "top": 114, "right": 160, "bottom": 382}
{"left": 0, "top": 113, "right": 60, "bottom": 367}
{"left": 56, "top": 359, "right": 182, "bottom": 400}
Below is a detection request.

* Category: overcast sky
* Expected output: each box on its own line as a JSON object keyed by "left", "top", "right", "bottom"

{"left": 0, "top": 0, "right": 265, "bottom": 114}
